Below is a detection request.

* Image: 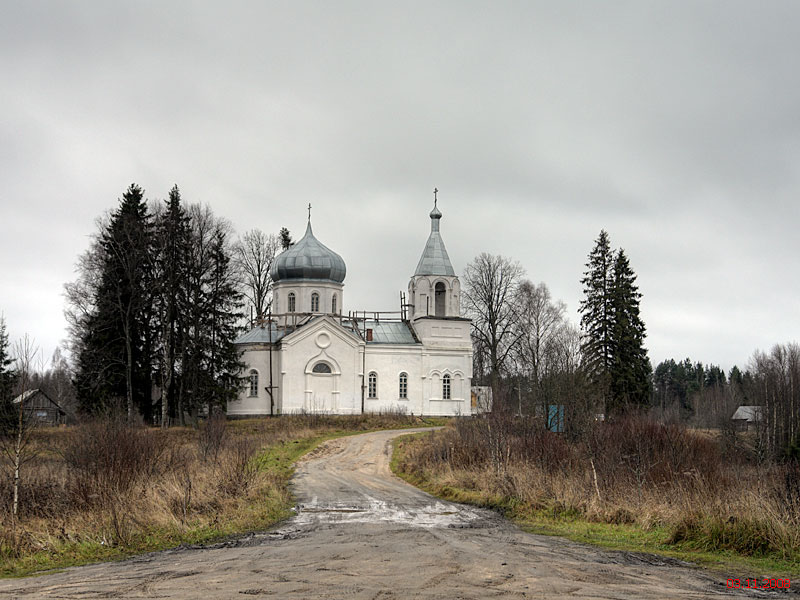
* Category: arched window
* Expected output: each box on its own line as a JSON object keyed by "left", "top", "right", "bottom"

{"left": 399, "top": 372, "right": 408, "bottom": 399}
{"left": 248, "top": 369, "right": 259, "bottom": 397}
{"left": 288, "top": 292, "right": 296, "bottom": 313}
{"left": 331, "top": 294, "right": 337, "bottom": 314}
{"left": 368, "top": 372, "right": 377, "bottom": 398}
{"left": 312, "top": 362, "right": 332, "bottom": 374}
{"left": 311, "top": 292, "right": 320, "bottom": 312}
{"left": 442, "top": 373, "right": 451, "bottom": 400}
{"left": 435, "top": 282, "right": 446, "bottom": 317}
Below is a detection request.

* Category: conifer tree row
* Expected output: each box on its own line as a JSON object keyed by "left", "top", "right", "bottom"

{"left": 0, "top": 316, "right": 17, "bottom": 430}
{"left": 579, "top": 230, "right": 650, "bottom": 416}
{"left": 67, "top": 184, "right": 243, "bottom": 424}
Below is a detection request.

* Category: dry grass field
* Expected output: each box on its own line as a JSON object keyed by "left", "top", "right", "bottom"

{"left": 0, "top": 412, "right": 428, "bottom": 576}
{"left": 393, "top": 414, "right": 800, "bottom": 573}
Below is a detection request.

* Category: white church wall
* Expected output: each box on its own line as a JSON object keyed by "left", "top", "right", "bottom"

{"left": 422, "top": 348, "right": 473, "bottom": 416}
{"left": 409, "top": 277, "right": 431, "bottom": 318}
{"left": 228, "top": 344, "right": 282, "bottom": 416}
{"left": 412, "top": 318, "right": 472, "bottom": 349}
{"left": 273, "top": 281, "right": 343, "bottom": 316}
{"left": 362, "top": 342, "right": 473, "bottom": 417}
{"left": 279, "top": 318, "right": 363, "bottom": 414}
{"left": 409, "top": 275, "right": 460, "bottom": 318}
{"left": 450, "top": 278, "right": 461, "bottom": 316}
{"left": 364, "top": 345, "right": 423, "bottom": 415}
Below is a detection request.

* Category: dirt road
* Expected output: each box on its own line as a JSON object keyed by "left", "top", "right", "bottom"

{"left": 0, "top": 428, "right": 791, "bottom": 598}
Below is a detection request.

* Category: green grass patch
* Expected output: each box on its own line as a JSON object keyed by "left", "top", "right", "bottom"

{"left": 390, "top": 432, "right": 800, "bottom": 579}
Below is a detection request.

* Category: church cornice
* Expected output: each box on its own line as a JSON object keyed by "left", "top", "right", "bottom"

{"left": 412, "top": 315, "right": 472, "bottom": 322}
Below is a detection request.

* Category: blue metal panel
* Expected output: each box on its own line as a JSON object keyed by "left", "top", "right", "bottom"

{"left": 547, "top": 405, "right": 564, "bottom": 433}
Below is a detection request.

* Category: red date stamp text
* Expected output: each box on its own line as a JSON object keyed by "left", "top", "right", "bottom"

{"left": 727, "top": 578, "right": 791, "bottom": 590}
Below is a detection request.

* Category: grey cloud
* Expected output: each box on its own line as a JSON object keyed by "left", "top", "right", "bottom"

{"left": 2, "top": 1, "right": 799, "bottom": 371}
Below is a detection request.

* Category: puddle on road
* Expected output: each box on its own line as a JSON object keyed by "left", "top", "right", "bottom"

{"left": 293, "top": 496, "right": 487, "bottom": 529}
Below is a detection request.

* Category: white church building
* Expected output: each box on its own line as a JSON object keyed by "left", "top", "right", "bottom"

{"left": 227, "top": 198, "right": 477, "bottom": 417}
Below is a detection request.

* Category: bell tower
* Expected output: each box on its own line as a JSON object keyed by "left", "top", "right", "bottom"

{"left": 408, "top": 189, "right": 461, "bottom": 320}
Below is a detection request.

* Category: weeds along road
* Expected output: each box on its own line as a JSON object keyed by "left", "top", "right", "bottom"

{"left": 0, "top": 428, "right": 787, "bottom": 599}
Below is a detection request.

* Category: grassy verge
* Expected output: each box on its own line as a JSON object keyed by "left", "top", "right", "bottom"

{"left": 391, "top": 431, "right": 800, "bottom": 579}
{"left": 1, "top": 416, "right": 441, "bottom": 578}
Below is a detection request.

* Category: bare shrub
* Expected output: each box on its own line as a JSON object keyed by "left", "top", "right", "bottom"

{"left": 216, "top": 437, "right": 258, "bottom": 497}
{"left": 588, "top": 414, "right": 722, "bottom": 496}
{"left": 62, "top": 418, "right": 169, "bottom": 506}
{"left": 397, "top": 413, "right": 800, "bottom": 559}
{"left": 775, "top": 459, "right": 800, "bottom": 524}
{"left": 198, "top": 409, "right": 227, "bottom": 462}
{"left": 0, "top": 411, "right": 434, "bottom": 569}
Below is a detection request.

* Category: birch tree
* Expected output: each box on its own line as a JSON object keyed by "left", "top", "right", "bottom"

{"left": 0, "top": 335, "right": 38, "bottom": 542}
{"left": 514, "top": 280, "right": 567, "bottom": 413}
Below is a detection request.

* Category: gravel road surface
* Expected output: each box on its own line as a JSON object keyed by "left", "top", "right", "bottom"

{"left": 0, "top": 427, "right": 792, "bottom": 599}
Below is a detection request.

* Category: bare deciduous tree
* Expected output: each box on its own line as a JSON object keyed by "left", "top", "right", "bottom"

{"left": 63, "top": 229, "right": 106, "bottom": 364}
{"left": 235, "top": 229, "right": 281, "bottom": 322}
{"left": 513, "top": 280, "right": 567, "bottom": 413}
{"left": 1, "top": 335, "right": 39, "bottom": 541}
{"left": 749, "top": 342, "right": 800, "bottom": 459}
{"left": 462, "top": 253, "right": 525, "bottom": 408}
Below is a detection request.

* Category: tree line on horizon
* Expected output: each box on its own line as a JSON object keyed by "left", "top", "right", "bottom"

{"left": 462, "top": 230, "right": 799, "bottom": 458}
{"left": 462, "top": 229, "right": 650, "bottom": 426}
{"left": 0, "top": 187, "right": 797, "bottom": 456}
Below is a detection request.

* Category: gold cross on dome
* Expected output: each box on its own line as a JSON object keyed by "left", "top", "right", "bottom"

{"left": 433, "top": 188, "right": 438, "bottom": 205}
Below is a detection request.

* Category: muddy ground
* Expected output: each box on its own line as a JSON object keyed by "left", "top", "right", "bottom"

{"left": 0, "top": 428, "right": 795, "bottom": 599}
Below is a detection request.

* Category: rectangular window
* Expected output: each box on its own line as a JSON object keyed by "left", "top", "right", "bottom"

{"left": 399, "top": 373, "right": 408, "bottom": 399}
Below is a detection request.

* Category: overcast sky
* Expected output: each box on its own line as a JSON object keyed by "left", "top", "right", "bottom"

{"left": 2, "top": 1, "right": 799, "bottom": 373}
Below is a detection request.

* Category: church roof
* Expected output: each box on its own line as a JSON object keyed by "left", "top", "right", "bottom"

{"left": 271, "top": 221, "right": 346, "bottom": 283}
{"left": 363, "top": 320, "right": 419, "bottom": 345}
{"left": 414, "top": 199, "right": 455, "bottom": 277}
{"left": 235, "top": 322, "right": 291, "bottom": 345}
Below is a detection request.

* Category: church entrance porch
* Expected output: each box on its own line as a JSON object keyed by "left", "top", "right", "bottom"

{"left": 305, "top": 373, "right": 338, "bottom": 412}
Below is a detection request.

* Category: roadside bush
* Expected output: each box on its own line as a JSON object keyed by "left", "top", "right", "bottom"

{"left": 216, "top": 437, "right": 258, "bottom": 496}
{"left": 62, "top": 418, "right": 171, "bottom": 506}
{"left": 588, "top": 415, "right": 722, "bottom": 495}
{"left": 0, "top": 411, "right": 437, "bottom": 575}
{"left": 395, "top": 413, "right": 800, "bottom": 561}
{"left": 198, "top": 409, "right": 227, "bottom": 462}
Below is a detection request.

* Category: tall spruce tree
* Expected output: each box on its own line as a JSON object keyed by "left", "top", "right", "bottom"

{"left": 579, "top": 230, "right": 614, "bottom": 407}
{"left": 579, "top": 231, "right": 650, "bottom": 416}
{"left": 204, "top": 229, "right": 244, "bottom": 410}
{"left": 178, "top": 204, "right": 243, "bottom": 424}
{"left": 609, "top": 249, "right": 650, "bottom": 411}
{"left": 155, "top": 185, "right": 190, "bottom": 427}
{"left": 0, "top": 317, "right": 14, "bottom": 400}
{"left": 0, "top": 316, "right": 17, "bottom": 430}
{"left": 68, "top": 186, "right": 248, "bottom": 424}
{"left": 74, "top": 184, "right": 154, "bottom": 420}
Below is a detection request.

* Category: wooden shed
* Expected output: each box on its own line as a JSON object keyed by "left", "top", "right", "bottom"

{"left": 731, "top": 405, "right": 762, "bottom": 432}
{"left": 12, "top": 389, "right": 67, "bottom": 426}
